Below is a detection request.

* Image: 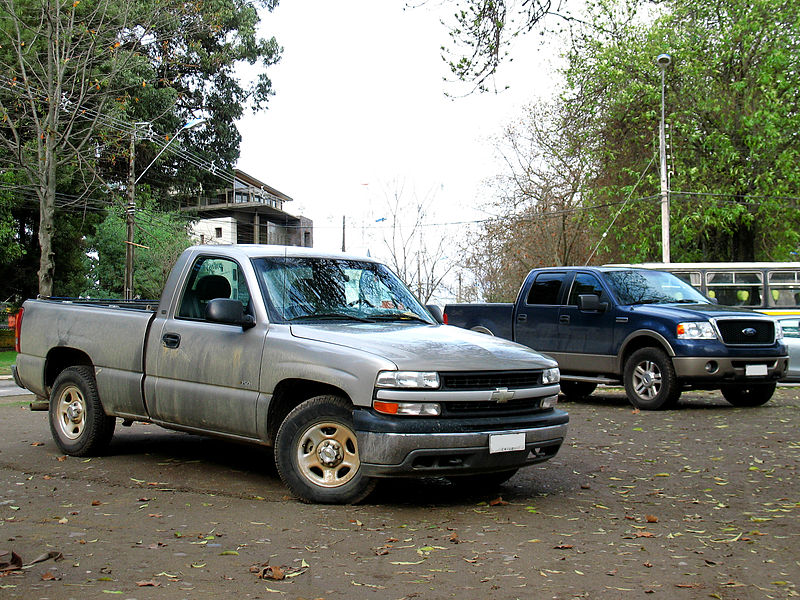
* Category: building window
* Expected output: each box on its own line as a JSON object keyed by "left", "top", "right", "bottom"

{"left": 215, "top": 227, "right": 222, "bottom": 238}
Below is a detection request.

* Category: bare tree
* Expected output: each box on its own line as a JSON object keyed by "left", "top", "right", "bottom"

{"left": 464, "top": 100, "right": 594, "bottom": 300}
{"left": 380, "top": 181, "right": 454, "bottom": 304}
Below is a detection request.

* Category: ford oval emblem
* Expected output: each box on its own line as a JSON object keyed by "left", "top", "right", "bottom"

{"left": 742, "top": 327, "right": 757, "bottom": 337}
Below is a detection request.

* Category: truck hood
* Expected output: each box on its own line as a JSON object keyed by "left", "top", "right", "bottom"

{"left": 627, "top": 303, "right": 773, "bottom": 320}
{"left": 289, "top": 322, "right": 556, "bottom": 371}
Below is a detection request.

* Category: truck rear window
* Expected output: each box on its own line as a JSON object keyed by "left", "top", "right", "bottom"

{"left": 526, "top": 273, "right": 566, "bottom": 305}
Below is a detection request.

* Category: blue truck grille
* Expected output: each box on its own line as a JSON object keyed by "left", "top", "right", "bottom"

{"left": 440, "top": 370, "right": 543, "bottom": 390}
{"left": 716, "top": 319, "right": 775, "bottom": 345}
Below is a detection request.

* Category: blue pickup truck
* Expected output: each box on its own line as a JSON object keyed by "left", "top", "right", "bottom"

{"left": 444, "top": 267, "right": 789, "bottom": 410}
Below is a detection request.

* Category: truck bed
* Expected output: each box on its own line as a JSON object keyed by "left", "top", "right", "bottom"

{"left": 15, "top": 299, "right": 157, "bottom": 418}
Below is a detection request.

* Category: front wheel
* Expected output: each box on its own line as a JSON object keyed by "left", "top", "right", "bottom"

{"left": 49, "top": 366, "right": 115, "bottom": 456}
{"left": 274, "top": 395, "right": 376, "bottom": 504}
{"left": 721, "top": 383, "right": 775, "bottom": 407}
{"left": 623, "top": 348, "right": 681, "bottom": 410}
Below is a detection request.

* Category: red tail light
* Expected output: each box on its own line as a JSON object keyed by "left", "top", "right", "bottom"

{"left": 442, "top": 312, "right": 448, "bottom": 324}
{"left": 14, "top": 307, "right": 23, "bottom": 352}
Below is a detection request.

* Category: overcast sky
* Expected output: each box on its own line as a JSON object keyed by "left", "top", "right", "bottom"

{"left": 236, "top": 0, "right": 561, "bottom": 258}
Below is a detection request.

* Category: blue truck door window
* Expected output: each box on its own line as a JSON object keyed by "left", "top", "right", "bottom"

{"left": 516, "top": 272, "right": 568, "bottom": 352}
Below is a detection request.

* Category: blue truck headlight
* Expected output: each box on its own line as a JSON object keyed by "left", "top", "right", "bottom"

{"left": 677, "top": 321, "right": 717, "bottom": 340}
{"left": 375, "top": 371, "right": 440, "bottom": 389}
{"left": 774, "top": 321, "right": 784, "bottom": 340}
{"left": 542, "top": 367, "right": 560, "bottom": 384}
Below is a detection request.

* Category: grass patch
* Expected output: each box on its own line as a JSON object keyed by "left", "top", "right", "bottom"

{"left": 0, "top": 350, "right": 16, "bottom": 376}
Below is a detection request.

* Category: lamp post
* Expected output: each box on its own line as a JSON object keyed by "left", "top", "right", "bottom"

{"left": 657, "top": 53, "right": 671, "bottom": 264}
{"left": 124, "top": 118, "right": 206, "bottom": 300}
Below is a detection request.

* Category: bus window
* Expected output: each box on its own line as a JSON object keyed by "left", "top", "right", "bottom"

{"left": 706, "top": 271, "right": 762, "bottom": 306}
{"left": 671, "top": 271, "right": 701, "bottom": 291}
{"left": 768, "top": 271, "right": 800, "bottom": 307}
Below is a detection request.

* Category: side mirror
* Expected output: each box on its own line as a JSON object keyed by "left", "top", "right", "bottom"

{"left": 206, "top": 298, "right": 256, "bottom": 330}
{"left": 708, "top": 296, "right": 719, "bottom": 305}
{"left": 578, "top": 294, "right": 608, "bottom": 312}
{"left": 426, "top": 304, "right": 444, "bottom": 324}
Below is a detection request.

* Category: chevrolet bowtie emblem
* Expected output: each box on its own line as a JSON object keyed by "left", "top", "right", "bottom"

{"left": 491, "top": 387, "right": 515, "bottom": 403}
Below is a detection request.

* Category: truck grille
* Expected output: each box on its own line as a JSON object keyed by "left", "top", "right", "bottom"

{"left": 715, "top": 319, "right": 775, "bottom": 345}
{"left": 443, "top": 398, "right": 541, "bottom": 417}
{"left": 439, "top": 370, "right": 543, "bottom": 390}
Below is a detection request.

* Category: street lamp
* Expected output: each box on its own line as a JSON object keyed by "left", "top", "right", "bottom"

{"left": 657, "top": 53, "right": 671, "bottom": 264}
{"left": 124, "top": 118, "right": 206, "bottom": 300}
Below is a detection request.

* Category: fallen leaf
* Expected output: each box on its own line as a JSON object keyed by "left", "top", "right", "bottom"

{"left": 553, "top": 544, "right": 573, "bottom": 550}
{"left": 41, "top": 571, "right": 60, "bottom": 581}
{"left": 91, "top": 500, "right": 102, "bottom": 506}
{"left": 635, "top": 531, "right": 655, "bottom": 538}
{"left": 489, "top": 497, "right": 509, "bottom": 506}
{"left": 645, "top": 515, "right": 658, "bottom": 523}
{"left": 31, "top": 442, "right": 44, "bottom": 446}
{"left": 135, "top": 580, "right": 159, "bottom": 587}
{"left": 449, "top": 532, "right": 460, "bottom": 544}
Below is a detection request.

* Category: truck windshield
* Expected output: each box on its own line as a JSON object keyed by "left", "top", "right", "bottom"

{"left": 604, "top": 269, "right": 711, "bottom": 305}
{"left": 252, "top": 256, "right": 435, "bottom": 324}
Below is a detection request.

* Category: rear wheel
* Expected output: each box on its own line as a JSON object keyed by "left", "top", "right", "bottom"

{"left": 721, "top": 383, "right": 775, "bottom": 407}
{"left": 49, "top": 366, "right": 115, "bottom": 456}
{"left": 274, "top": 395, "right": 376, "bottom": 504}
{"left": 623, "top": 347, "right": 681, "bottom": 410}
{"left": 559, "top": 381, "right": 597, "bottom": 401}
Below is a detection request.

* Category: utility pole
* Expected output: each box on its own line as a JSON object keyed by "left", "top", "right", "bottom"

{"left": 657, "top": 53, "right": 672, "bottom": 264}
{"left": 123, "top": 118, "right": 205, "bottom": 299}
{"left": 124, "top": 127, "right": 138, "bottom": 300}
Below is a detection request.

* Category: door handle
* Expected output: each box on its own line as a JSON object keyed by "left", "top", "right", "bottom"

{"left": 162, "top": 333, "right": 181, "bottom": 349}
{"left": 517, "top": 313, "right": 527, "bottom": 323}
{"left": 559, "top": 315, "right": 570, "bottom": 324}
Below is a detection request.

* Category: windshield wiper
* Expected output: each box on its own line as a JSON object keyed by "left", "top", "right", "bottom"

{"left": 370, "top": 313, "right": 431, "bottom": 323}
{"left": 289, "top": 313, "right": 374, "bottom": 323}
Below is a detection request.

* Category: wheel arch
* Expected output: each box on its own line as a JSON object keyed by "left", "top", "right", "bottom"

{"left": 45, "top": 347, "right": 93, "bottom": 394}
{"left": 265, "top": 378, "right": 353, "bottom": 445}
{"left": 618, "top": 330, "right": 675, "bottom": 373}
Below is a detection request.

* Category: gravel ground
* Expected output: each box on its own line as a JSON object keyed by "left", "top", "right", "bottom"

{"left": 0, "top": 386, "right": 798, "bottom": 599}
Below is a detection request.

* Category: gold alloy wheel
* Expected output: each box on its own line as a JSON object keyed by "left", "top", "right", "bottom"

{"left": 55, "top": 384, "right": 87, "bottom": 440}
{"left": 295, "top": 420, "right": 360, "bottom": 488}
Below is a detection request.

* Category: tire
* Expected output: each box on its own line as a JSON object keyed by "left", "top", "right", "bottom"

{"left": 447, "top": 469, "right": 518, "bottom": 489}
{"left": 559, "top": 381, "right": 597, "bottom": 401}
{"left": 623, "top": 347, "right": 681, "bottom": 410}
{"left": 274, "top": 395, "right": 376, "bottom": 504}
{"left": 721, "top": 383, "right": 775, "bottom": 407}
{"left": 49, "top": 366, "right": 115, "bottom": 456}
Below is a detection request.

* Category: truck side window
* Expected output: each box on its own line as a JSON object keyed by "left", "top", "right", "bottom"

{"left": 177, "top": 257, "right": 251, "bottom": 320}
{"left": 567, "top": 273, "right": 606, "bottom": 306}
{"left": 526, "top": 272, "right": 566, "bottom": 305}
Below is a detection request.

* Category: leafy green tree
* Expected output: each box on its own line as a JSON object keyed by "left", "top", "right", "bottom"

{"left": 85, "top": 202, "right": 193, "bottom": 299}
{"left": 567, "top": 0, "right": 800, "bottom": 261}
{"left": 0, "top": 0, "right": 281, "bottom": 297}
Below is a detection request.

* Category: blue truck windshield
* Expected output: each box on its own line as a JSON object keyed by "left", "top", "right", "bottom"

{"left": 604, "top": 269, "right": 710, "bottom": 305}
{"left": 253, "top": 256, "right": 434, "bottom": 324}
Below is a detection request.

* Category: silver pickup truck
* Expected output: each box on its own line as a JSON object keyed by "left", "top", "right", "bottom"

{"left": 13, "top": 245, "right": 568, "bottom": 503}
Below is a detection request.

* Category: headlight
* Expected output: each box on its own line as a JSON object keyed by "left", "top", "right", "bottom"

{"left": 542, "top": 367, "right": 560, "bottom": 384}
{"left": 375, "top": 371, "right": 440, "bottom": 389}
{"left": 677, "top": 321, "right": 717, "bottom": 340}
{"left": 373, "top": 401, "right": 441, "bottom": 416}
{"left": 775, "top": 321, "right": 784, "bottom": 340}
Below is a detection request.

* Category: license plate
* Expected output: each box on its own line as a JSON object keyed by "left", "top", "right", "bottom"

{"left": 489, "top": 432, "right": 526, "bottom": 454}
{"left": 745, "top": 364, "right": 768, "bottom": 377}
